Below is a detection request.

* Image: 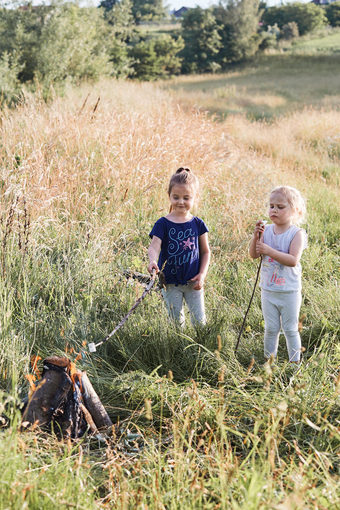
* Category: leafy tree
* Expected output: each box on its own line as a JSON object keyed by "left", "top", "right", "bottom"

{"left": 0, "top": 4, "right": 52, "bottom": 82}
{"left": 0, "top": 52, "right": 23, "bottom": 105}
{"left": 99, "top": 0, "right": 166, "bottom": 22}
{"left": 180, "top": 7, "right": 222, "bottom": 73}
{"left": 0, "top": 2, "right": 135, "bottom": 91}
{"left": 99, "top": 0, "right": 118, "bottom": 11}
{"left": 129, "top": 34, "right": 184, "bottom": 80}
{"left": 213, "top": 0, "right": 262, "bottom": 66}
{"left": 34, "top": 4, "right": 112, "bottom": 88}
{"left": 326, "top": 1, "right": 340, "bottom": 27}
{"left": 130, "top": 0, "right": 166, "bottom": 24}
{"left": 261, "top": 3, "right": 327, "bottom": 35}
{"left": 103, "top": 0, "right": 135, "bottom": 77}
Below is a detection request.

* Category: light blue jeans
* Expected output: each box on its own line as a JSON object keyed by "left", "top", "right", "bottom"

{"left": 161, "top": 282, "right": 206, "bottom": 327}
{"left": 261, "top": 289, "right": 302, "bottom": 362}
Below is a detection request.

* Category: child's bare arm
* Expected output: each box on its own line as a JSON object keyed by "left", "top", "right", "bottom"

{"left": 148, "top": 236, "right": 162, "bottom": 274}
{"left": 190, "top": 233, "right": 210, "bottom": 290}
{"left": 256, "top": 230, "right": 304, "bottom": 267}
{"left": 198, "top": 233, "right": 210, "bottom": 279}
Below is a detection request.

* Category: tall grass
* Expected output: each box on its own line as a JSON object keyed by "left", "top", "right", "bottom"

{"left": 0, "top": 77, "right": 339, "bottom": 508}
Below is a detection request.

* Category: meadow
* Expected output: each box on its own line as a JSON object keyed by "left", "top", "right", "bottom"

{"left": 164, "top": 53, "right": 340, "bottom": 120}
{"left": 0, "top": 59, "right": 339, "bottom": 509}
{"left": 291, "top": 28, "right": 340, "bottom": 54}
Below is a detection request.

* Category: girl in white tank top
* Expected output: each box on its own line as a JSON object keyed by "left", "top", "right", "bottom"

{"left": 249, "top": 186, "right": 307, "bottom": 363}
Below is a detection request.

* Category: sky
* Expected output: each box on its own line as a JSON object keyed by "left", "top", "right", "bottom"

{"left": 166, "top": 0, "right": 310, "bottom": 12}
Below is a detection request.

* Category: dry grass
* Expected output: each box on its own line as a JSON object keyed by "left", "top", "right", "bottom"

{"left": 225, "top": 109, "right": 340, "bottom": 186}
{"left": 1, "top": 78, "right": 338, "bottom": 257}
{"left": 0, "top": 80, "right": 282, "bottom": 239}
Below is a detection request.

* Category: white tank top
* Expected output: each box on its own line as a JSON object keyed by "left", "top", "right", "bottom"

{"left": 260, "top": 224, "right": 307, "bottom": 292}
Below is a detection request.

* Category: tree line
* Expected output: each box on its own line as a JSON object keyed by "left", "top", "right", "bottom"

{"left": 0, "top": 0, "right": 339, "bottom": 105}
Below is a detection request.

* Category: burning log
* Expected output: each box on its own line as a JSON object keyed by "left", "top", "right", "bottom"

{"left": 81, "top": 372, "right": 113, "bottom": 430}
{"left": 22, "top": 356, "right": 112, "bottom": 438}
{"left": 22, "top": 357, "right": 72, "bottom": 428}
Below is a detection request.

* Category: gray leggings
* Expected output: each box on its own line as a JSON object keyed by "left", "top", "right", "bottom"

{"left": 161, "top": 283, "right": 206, "bottom": 327}
{"left": 261, "top": 289, "right": 302, "bottom": 362}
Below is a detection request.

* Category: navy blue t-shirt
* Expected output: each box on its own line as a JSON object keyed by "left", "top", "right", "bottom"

{"left": 149, "top": 216, "right": 208, "bottom": 285}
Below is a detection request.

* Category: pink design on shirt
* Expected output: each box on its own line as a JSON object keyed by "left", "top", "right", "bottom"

{"left": 270, "top": 273, "right": 286, "bottom": 286}
{"left": 182, "top": 237, "right": 195, "bottom": 250}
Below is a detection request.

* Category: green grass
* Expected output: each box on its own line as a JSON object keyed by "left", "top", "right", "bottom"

{"left": 163, "top": 53, "right": 340, "bottom": 120}
{"left": 291, "top": 28, "right": 340, "bottom": 53}
{"left": 0, "top": 186, "right": 338, "bottom": 509}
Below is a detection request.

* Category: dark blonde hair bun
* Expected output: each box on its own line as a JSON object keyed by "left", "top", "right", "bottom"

{"left": 176, "top": 167, "right": 191, "bottom": 174}
{"left": 168, "top": 167, "right": 198, "bottom": 195}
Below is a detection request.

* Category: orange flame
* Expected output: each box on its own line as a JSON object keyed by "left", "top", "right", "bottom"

{"left": 63, "top": 342, "right": 85, "bottom": 389}
{"left": 25, "top": 374, "right": 36, "bottom": 389}
{"left": 25, "top": 374, "right": 37, "bottom": 399}
{"left": 69, "top": 361, "right": 82, "bottom": 392}
{"left": 74, "top": 352, "right": 82, "bottom": 362}
{"left": 30, "top": 355, "right": 42, "bottom": 379}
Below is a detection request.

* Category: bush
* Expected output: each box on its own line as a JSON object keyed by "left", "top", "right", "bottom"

{"left": 262, "top": 2, "right": 327, "bottom": 35}
{"left": 280, "top": 21, "right": 299, "bottom": 41}
{"left": 259, "top": 31, "right": 278, "bottom": 50}
{"left": 326, "top": 1, "right": 340, "bottom": 27}
{"left": 35, "top": 5, "right": 112, "bottom": 89}
{"left": 129, "top": 34, "right": 184, "bottom": 80}
{"left": 213, "top": 0, "right": 263, "bottom": 66}
{"left": 0, "top": 4, "right": 129, "bottom": 94}
{"left": 0, "top": 52, "right": 23, "bottom": 106}
{"left": 180, "top": 7, "right": 222, "bottom": 74}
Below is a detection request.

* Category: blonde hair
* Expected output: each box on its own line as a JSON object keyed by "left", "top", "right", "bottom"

{"left": 168, "top": 167, "right": 199, "bottom": 196}
{"left": 270, "top": 186, "right": 306, "bottom": 225}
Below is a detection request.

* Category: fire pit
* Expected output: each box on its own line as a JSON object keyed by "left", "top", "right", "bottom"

{"left": 22, "top": 356, "right": 112, "bottom": 439}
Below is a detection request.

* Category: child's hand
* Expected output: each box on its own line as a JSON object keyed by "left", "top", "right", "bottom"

{"left": 147, "top": 261, "right": 159, "bottom": 275}
{"left": 254, "top": 220, "right": 266, "bottom": 238}
{"left": 256, "top": 239, "right": 270, "bottom": 256}
{"left": 189, "top": 273, "right": 204, "bottom": 290}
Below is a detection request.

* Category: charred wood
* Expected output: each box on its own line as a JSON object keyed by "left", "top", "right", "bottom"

{"left": 22, "top": 356, "right": 112, "bottom": 439}
{"left": 81, "top": 372, "right": 113, "bottom": 430}
{"left": 22, "top": 365, "right": 72, "bottom": 427}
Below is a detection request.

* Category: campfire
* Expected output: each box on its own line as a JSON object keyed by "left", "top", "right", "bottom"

{"left": 22, "top": 356, "right": 112, "bottom": 438}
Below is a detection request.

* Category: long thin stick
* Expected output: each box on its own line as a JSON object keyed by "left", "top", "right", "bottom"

{"left": 234, "top": 259, "right": 262, "bottom": 353}
{"left": 235, "top": 222, "right": 266, "bottom": 353}
{"left": 88, "top": 273, "right": 156, "bottom": 352}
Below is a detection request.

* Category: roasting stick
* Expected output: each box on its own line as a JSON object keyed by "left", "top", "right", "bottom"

{"left": 88, "top": 270, "right": 157, "bottom": 353}
{"left": 235, "top": 220, "right": 267, "bottom": 353}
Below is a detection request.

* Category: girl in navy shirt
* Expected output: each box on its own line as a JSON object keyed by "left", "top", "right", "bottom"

{"left": 148, "top": 168, "right": 210, "bottom": 326}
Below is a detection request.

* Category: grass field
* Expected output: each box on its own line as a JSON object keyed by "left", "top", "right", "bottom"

{"left": 0, "top": 61, "right": 339, "bottom": 509}
{"left": 137, "top": 21, "right": 181, "bottom": 36}
{"left": 291, "top": 28, "right": 340, "bottom": 53}
{"left": 163, "top": 53, "right": 340, "bottom": 120}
